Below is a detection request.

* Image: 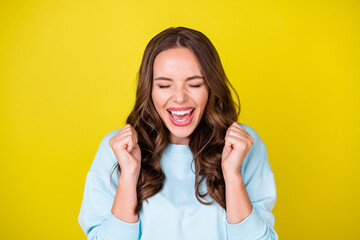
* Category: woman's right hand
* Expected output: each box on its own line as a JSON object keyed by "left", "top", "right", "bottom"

{"left": 108, "top": 124, "right": 141, "bottom": 178}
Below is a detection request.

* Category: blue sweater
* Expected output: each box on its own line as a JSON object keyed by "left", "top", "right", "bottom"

{"left": 78, "top": 123, "right": 278, "bottom": 240}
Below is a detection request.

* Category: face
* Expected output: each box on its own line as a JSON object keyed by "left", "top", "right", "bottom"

{"left": 151, "top": 47, "right": 209, "bottom": 145}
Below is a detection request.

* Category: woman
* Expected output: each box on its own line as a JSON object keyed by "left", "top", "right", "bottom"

{"left": 78, "top": 26, "right": 278, "bottom": 240}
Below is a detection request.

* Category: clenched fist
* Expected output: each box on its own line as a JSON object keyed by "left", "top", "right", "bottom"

{"left": 221, "top": 122, "right": 254, "bottom": 178}
{"left": 108, "top": 124, "right": 142, "bottom": 178}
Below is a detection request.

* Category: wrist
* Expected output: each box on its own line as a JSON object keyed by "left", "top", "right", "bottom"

{"left": 222, "top": 165, "right": 241, "bottom": 176}
{"left": 119, "top": 172, "right": 139, "bottom": 184}
{"left": 223, "top": 171, "right": 242, "bottom": 183}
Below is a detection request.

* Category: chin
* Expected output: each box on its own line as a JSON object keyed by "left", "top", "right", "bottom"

{"left": 166, "top": 124, "right": 196, "bottom": 141}
{"left": 169, "top": 128, "right": 193, "bottom": 137}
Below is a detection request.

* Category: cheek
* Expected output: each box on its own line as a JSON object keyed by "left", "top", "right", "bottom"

{"left": 151, "top": 89, "right": 169, "bottom": 109}
{"left": 196, "top": 89, "right": 209, "bottom": 108}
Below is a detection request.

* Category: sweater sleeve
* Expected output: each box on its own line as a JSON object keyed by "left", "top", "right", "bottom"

{"left": 78, "top": 129, "right": 141, "bottom": 240}
{"left": 225, "top": 123, "right": 278, "bottom": 240}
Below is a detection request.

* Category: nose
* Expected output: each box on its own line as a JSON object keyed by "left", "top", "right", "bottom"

{"left": 172, "top": 85, "right": 188, "bottom": 103}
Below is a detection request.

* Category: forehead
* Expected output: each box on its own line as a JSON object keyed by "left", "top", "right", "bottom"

{"left": 153, "top": 47, "right": 203, "bottom": 77}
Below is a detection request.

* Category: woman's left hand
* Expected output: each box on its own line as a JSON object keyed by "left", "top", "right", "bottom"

{"left": 222, "top": 122, "right": 254, "bottom": 177}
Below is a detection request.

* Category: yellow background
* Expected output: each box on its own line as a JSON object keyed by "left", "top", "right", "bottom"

{"left": 1, "top": 0, "right": 359, "bottom": 239}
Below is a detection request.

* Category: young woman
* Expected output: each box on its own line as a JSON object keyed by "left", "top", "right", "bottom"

{"left": 78, "top": 26, "right": 278, "bottom": 240}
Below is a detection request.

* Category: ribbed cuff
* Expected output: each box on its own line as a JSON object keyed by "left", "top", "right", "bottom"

{"left": 226, "top": 208, "right": 265, "bottom": 240}
{"left": 100, "top": 212, "right": 140, "bottom": 240}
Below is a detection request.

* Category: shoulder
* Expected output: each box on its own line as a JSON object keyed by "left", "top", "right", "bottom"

{"left": 100, "top": 128, "right": 122, "bottom": 146}
{"left": 97, "top": 128, "right": 123, "bottom": 157}
{"left": 88, "top": 128, "right": 122, "bottom": 175}
{"left": 236, "top": 122, "right": 273, "bottom": 183}
{"left": 236, "top": 122, "right": 265, "bottom": 150}
{"left": 237, "top": 122, "right": 264, "bottom": 151}
{"left": 237, "top": 123, "right": 260, "bottom": 141}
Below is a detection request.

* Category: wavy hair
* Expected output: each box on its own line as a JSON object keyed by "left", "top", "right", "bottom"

{"left": 110, "top": 26, "right": 240, "bottom": 215}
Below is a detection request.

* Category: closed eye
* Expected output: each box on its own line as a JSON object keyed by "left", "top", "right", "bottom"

{"left": 157, "top": 84, "right": 202, "bottom": 88}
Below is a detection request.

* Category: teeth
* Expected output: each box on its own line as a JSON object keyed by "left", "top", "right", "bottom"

{"left": 174, "top": 117, "right": 188, "bottom": 122}
{"left": 170, "top": 109, "right": 192, "bottom": 115}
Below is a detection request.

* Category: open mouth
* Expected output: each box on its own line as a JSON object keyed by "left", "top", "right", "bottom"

{"left": 166, "top": 108, "right": 195, "bottom": 125}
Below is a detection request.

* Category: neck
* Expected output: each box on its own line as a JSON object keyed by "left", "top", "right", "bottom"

{"left": 170, "top": 136, "right": 190, "bottom": 145}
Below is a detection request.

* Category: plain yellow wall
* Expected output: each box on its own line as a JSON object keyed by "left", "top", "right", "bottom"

{"left": 1, "top": 0, "right": 359, "bottom": 239}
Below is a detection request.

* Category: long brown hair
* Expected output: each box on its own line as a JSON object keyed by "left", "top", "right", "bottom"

{"left": 110, "top": 26, "right": 240, "bottom": 215}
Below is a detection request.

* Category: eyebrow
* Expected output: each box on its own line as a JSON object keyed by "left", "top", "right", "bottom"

{"left": 154, "top": 75, "right": 205, "bottom": 81}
